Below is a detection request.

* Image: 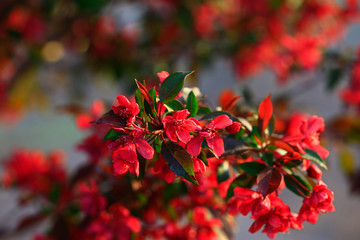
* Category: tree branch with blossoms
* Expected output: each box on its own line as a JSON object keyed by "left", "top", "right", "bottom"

{"left": 1, "top": 71, "right": 334, "bottom": 239}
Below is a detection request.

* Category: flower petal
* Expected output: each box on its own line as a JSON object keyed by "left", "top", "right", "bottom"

{"left": 134, "top": 138, "right": 154, "bottom": 159}
{"left": 176, "top": 127, "right": 192, "bottom": 143}
{"left": 211, "top": 115, "right": 233, "bottom": 129}
{"left": 173, "top": 109, "right": 190, "bottom": 120}
{"left": 187, "top": 135, "right": 203, "bottom": 156}
{"left": 206, "top": 134, "right": 224, "bottom": 156}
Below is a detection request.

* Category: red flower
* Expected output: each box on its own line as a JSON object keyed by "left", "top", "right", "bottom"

{"left": 228, "top": 187, "right": 271, "bottom": 218}
{"left": 187, "top": 115, "right": 233, "bottom": 156}
{"left": 77, "top": 181, "right": 106, "bottom": 217}
{"left": 248, "top": 195, "right": 301, "bottom": 239}
{"left": 108, "top": 129, "right": 154, "bottom": 176}
{"left": 163, "top": 109, "right": 199, "bottom": 143}
{"left": 184, "top": 207, "right": 222, "bottom": 240}
{"left": 112, "top": 95, "right": 140, "bottom": 124}
{"left": 307, "top": 164, "right": 322, "bottom": 179}
{"left": 2, "top": 149, "right": 66, "bottom": 195}
{"left": 226, "top": 121, "right": 242, "bottom": 134}
{"left": 87, "top": 204, "right": 141, "bottom": 240}
{"left": 298, "top": 182, "right": 335, "bottom": 224}
{"left": 283, "top": 113, "right": 329, "bottom": 159}
{"left": 153, "top": 156, "right": 176, "bottom": 183}
{"left": 157, "top": 71, "right": 170, "bottom": 83}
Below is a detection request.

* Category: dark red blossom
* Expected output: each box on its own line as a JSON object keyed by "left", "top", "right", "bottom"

{"left": 2, "top": 149, "right": 66, "bottom": 195}
{"left": 298, "top": 182, "right": 335, "bottom": 224}
{"left": 86, "top": 204, "right": 141, "bottom": 240}
{"left": 112, "top": 95, "right": 140, "bottom": 124}
{"left": 283, "top": 113, "right": 329, "bottom": 160}
{"left": 249, "top": 195, "right": 302, "bottom": 239}
{"left": 187, "top": 115, "right": 233, "bottom": 156}
{"left": 184, "top": 207, "right": 223, "bottom": 240}
{"left": 108, "top": 129, "right": 154, "bottom": 176}
{"left": 163, "top": 109, "right": 199, "bottom": 143}
{"left": 228, "top": 187, "right": 271, "bottom": 218}
{"left": 77, "top": 181, "right": 106, "bottom": 217}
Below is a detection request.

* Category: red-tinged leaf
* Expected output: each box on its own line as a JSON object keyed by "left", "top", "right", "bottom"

{"left": 16, "top": 213, "right": 47, "bottom": 231}
{"left": 91, "top": 114, "right": 127, "bottom": 128}
{"left": 90, "top": 110, "right": 127, "bottom": 128}
{"left": 223, "top": 96, "right": 241, "bottom": 111}
{"left": 257, "top": 167, "right": 282, "bottom": 197}
{"left": 135, "top": 80, "right": 154, "bottom": 107}
{"left": 258, "top": 94, "right": 273, "bottom": 135}
{"left": 271, "top": 140, "right": 295, "bottom": 153}
{"left": 284, "top": 174, "right": 312, "bottom": 197}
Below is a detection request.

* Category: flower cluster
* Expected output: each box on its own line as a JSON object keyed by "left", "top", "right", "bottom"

{"left": 1, "top": 72, "right": 334, "bottom": 239}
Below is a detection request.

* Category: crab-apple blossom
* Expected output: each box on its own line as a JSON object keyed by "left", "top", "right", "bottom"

{"left": 187, "top": 115, "right": 233, "bottom": 156}
{"left": 163, "top": 109, "right": 199, "bottom": 143}
{"left": 112, "top": 95, "right": 140, "bottom": 124}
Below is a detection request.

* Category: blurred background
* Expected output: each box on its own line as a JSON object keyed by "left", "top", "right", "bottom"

{"left": 1, "top": 0, "right": 360, "bottom": 239}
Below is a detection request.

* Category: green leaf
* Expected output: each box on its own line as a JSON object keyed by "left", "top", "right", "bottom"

{"left": 284, "top": 174, "right": 312, "bottom": 197}
{"left": 103, "top": 129, "right": 124, "bottom": 141}
{"left": 186, "top": 91, "right": 198, "bottom": 117}
{"left": 197, "top": 106, "right": 212, "bottom": 115}
{"left": 302, "top": 149, "right": 327, "bottom": 170}
{"left": 198, "top": 149, "right": 208, "bottom": 166}
{"left": 260, "top": 152, "right": 274, "bottom": 166}
{"left": 159, "top": 72, "right": 192, "bottom": 103}
{"left": 239, "top": 162, "right": 267, "bottom": 175}
{"left": 268, "top": 115, "right": 275, "bottom": 135}
{"left": 217, "top": 161, "right": 230, "bottom": 183}
{"left": 165, "top": 100, "right": 184, "bottom": 112}
{"left": 161, "top": 141, "right": 198, "bottom": 185}
{"left": 226, "top": 173, "right": 256, "bottom": 200}
{"left": 138, "top": 155, "right": 150, "bottom": 181}
{"left": 327, "top": 68, "right": 343, "bottom": 91}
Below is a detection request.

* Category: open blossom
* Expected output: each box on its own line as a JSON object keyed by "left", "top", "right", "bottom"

{"left": 249, "top": 195, "right": 302, "bottom": 239}
{"left": 298, "top": 182, "right": 335, "bottom": 224}
{"left": 228, "top": 187, "right": 271, "bottom": 218}
{"left": 77, "top": 181, "right": 107, "bottom": 217}
{"left": 87, "top": 204, "right": 141, "bottom": 240}
{"left": 184, "top": 207, "right": 223, "bottom": 240}
{"left": 187, "top": 115, "right": 233, "bottom": 156}
{"left": 108, "top": 129, "right": 154, "bottom": 176}
{"left": 283, "top": 113, "right": 329, "bottom": 159}
{"left": 163, "top": 109, "right": 199, "bottom": 143}
{"left": 112, "top": 95, "right": 139, "bottom": 124}
{"left": 2, "top": 149, "right": 66, "bottom": 194}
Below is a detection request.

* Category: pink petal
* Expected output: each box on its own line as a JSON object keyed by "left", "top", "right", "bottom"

{"left": 129, "top": 160, "right": 139, "bottom": 177}
{"left": 206, "top": 134, "right": 224, "bottom": 156}
{"left": 112, "top": 160, "right": 130, "bottom": 176}
{"left": 187, "top": 135, "right": 204, "bottom": 156}
{"left": 184, "top": 118, "right": 199, "bottom": 131}
{"left": 112, "top": 143, "right": 137, "bottom": 163}
{"left": 134, "top": 138, "right": 154, "bottom": 159}
{"left": 211, "top": 115, "right": 233, "bottom": 129}
{"left": 116, "top": 95, "right": 131, "bottom": 107}
{"left": 173, "top": 109, "right": 190, "bottom": 120}
{"left": 166, "top": 125, "right": 178, "bottom": 142}
{"left": 193, "top": 158, "right": 206, "bottom": 173}
{"left": 157, "top": 71, "right": 170, "bottom": 83}
{"left": 176, "top": 127, "right": 192, "bottom": 143}
{"left": 249, "top": 216, "right": 266, "bottom": 233}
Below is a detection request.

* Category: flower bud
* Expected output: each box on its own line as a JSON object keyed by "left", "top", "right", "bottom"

{"left": 226, "top": 121, "right": 242, "bottom": 134}
{"left": 307, "top": 164, "right": 322, "bottom": 179}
